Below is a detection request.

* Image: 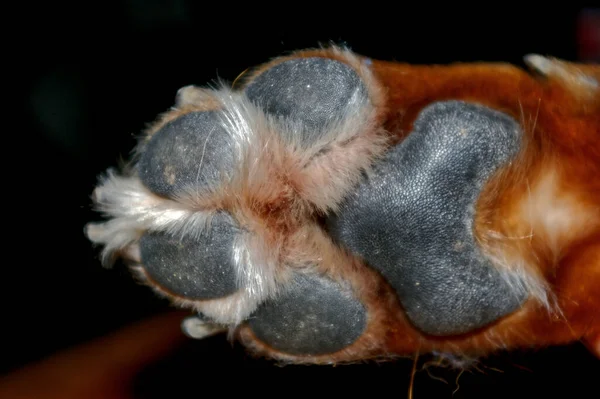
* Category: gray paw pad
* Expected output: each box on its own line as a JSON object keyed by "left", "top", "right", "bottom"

{"left": 139, "top": 212, "right": 239, "bottom": 300}
{"left": 138, "top": 111, "right": 235, "bottom": 198}
{"left": 327, "top": 101, "right": 526, "bottom": 336}
{"left": 245, "top": 57, "right": 367, "bottom": 144}
{"left": 248, "top": 274, "right": 366, "bottom": 355}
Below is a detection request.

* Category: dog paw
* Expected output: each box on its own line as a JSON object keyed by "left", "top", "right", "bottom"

{"left": 86, "top": 47, "right": 600, "bottom": 363}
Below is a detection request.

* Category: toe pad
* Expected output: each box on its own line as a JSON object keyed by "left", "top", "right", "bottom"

{"left": 245, "top": 57, "right": 367, "bottom": 144}
{"left": 138, "top": 111, "right": 235, "bottom": 198}
{"left": 139, "top": 212, "right": 240, "bottom": 300}
{"left": 248, "top": 274, "right": 366, "bottom": 355}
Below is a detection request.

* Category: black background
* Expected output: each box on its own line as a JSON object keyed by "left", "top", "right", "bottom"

{"left": 10, "top": 3, "right": 599, "bottom": 398}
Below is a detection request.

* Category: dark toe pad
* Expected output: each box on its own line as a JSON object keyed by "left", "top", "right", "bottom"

{"left": 327, "top": 101, "right": 526, "bottom": 336}
{"left": 139, "top": 212, "right": 239, "bottom": 300}
{"left": 248, "top": 273, "right": 366, "bottom": 355}
{"left": 245, "top": 57, "right": 367, "bottom": 144}
{"left": 138, "top": 111, "right": 235, "bottom": 198}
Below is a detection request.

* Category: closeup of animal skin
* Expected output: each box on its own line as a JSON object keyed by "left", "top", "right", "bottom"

{"left": 85, "top": 46, "right": 600, "bottom": 365}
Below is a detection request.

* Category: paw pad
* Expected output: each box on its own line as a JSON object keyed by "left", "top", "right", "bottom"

{"left": 245, "top": 57, "right": 367, "bottom": 143}
{"left": 139, "top": 212, "right": 240, "bottom": 300}
{"left": 327, "top": 101, "right": 525, "bottom": 335}
{"left": 138, "top": 111, "right": 235, "bottom": 198}
{"left": 248, "top": 273, "right": 367, "bottom": 355}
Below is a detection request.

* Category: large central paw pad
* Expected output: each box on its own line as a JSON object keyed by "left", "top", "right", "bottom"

{"left": 327, "top": 101, "right": 525, "bottom": 336}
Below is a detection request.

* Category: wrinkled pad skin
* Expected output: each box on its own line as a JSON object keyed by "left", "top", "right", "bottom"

{"left": 245, "top": 57, "right": 367, "bottom": 144}
{"left": 248, "top": 273, "right": 366, "bottom": 355}
{"left": 138, "top": 111, "right": 235, "bottom": 198}
{"left": 139, "top": 212, "right": 239, "bottom": 300}
{"left": 327, "top": 101, "right": 526, "bottom": 336}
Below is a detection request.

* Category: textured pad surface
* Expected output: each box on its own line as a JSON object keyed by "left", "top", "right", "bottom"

{"left": 327, "top": 101, "right": 525, "bottom": 336}
{"left": 138, "top": 111, "right": 235, "bottom": 198}
{"left": 139, "top": 212, "right": 239, "bottom": 300}
{"left": 245, "top": 57, "right": 367, "bottom": 144}
{"left": 248, "top": 273, "right": 366, "bottom": 355}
